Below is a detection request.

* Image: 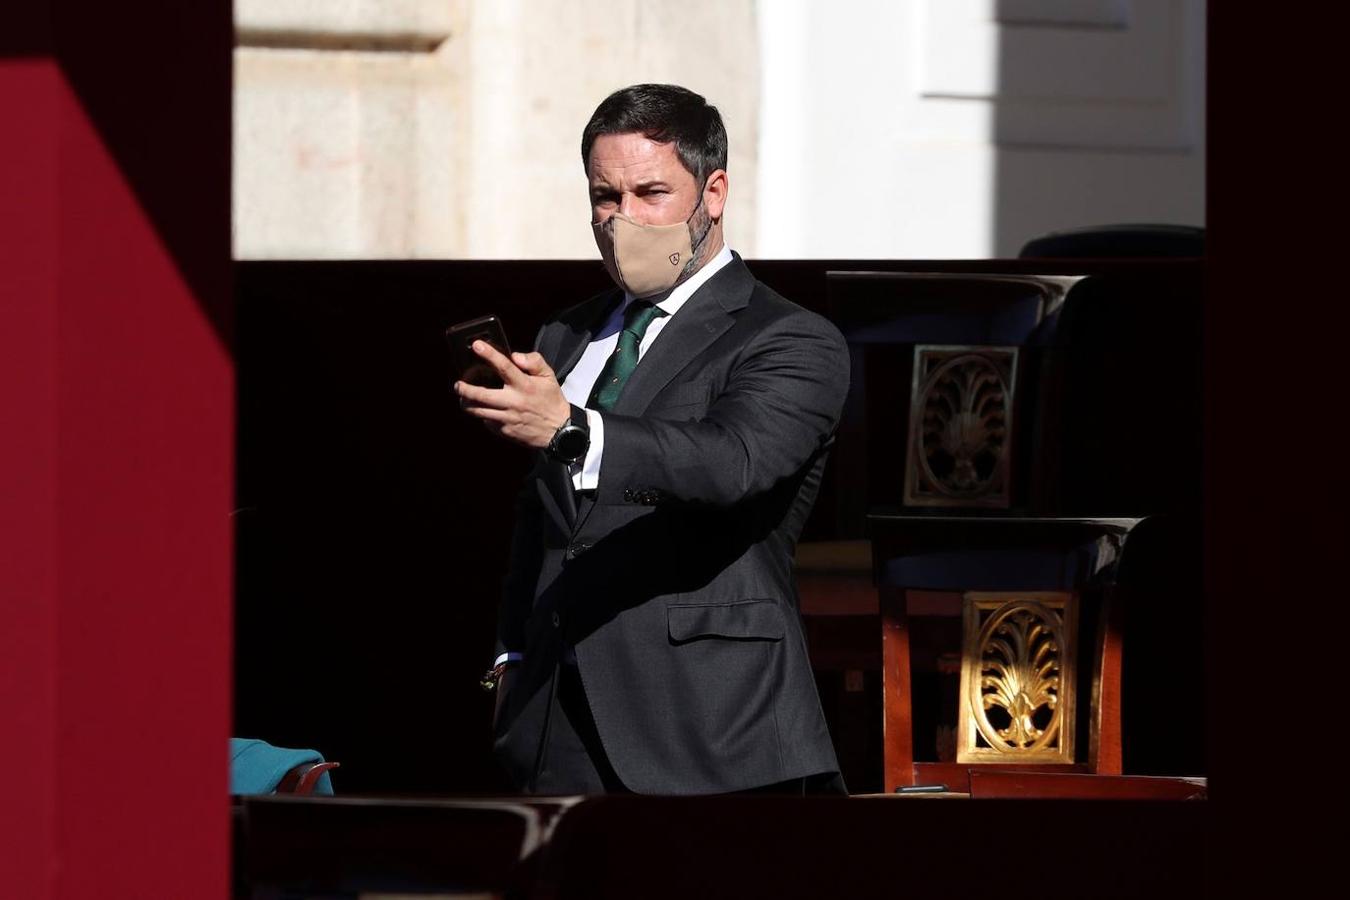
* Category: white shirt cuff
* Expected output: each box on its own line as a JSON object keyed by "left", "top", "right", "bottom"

{"left": 569, "top": 408, "right": 604, "bottom": 491}
{"left": 493, "top": 651, "right": 524, "bottom": 668}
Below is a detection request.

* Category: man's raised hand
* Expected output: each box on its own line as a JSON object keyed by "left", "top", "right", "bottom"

{"left": 454, "top": 340, "right": 571, "bottom": 449}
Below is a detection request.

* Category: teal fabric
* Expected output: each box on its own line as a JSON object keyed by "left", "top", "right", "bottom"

{"left": 586, "top": 300, "right": 669, "bottom": 411}
{"left": 229, "top": 737, "right": 334, "bottom": 795}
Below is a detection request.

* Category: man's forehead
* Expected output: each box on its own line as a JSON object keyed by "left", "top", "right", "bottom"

{"left": 587, "top": 133, "right": 689, "bottom": 183}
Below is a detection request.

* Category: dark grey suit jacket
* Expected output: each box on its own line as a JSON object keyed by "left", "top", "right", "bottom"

{"left": 492, "top": 253, "right": 849, "bottom": 794}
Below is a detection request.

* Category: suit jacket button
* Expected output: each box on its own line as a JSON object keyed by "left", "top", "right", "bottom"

{"left": 551, "top": 611, "right": 560, "bottom": 628}
{"left": 623, "top": 489, "right": 634, "bottom": 502}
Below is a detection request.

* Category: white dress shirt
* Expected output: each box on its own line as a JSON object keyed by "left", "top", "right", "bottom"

{"left": 494, "top": 242, "right": 734, "bottom": 669}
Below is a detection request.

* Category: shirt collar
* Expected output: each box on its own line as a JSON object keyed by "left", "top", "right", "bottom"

{"left": 621, "top": 242, "right": 735, "bottom": 319}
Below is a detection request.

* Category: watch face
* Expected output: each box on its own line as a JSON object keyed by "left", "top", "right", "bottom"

{"left": 554, "top": 426, "right": 588, "bottom": 461}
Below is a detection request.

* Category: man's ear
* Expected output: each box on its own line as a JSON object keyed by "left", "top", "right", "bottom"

{"left": 704, "top": 169, "right": 729, "bottom": 221}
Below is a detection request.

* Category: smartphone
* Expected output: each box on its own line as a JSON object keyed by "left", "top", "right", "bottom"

{"left": 446, "top": 315, "right": 512, "bottom": 389}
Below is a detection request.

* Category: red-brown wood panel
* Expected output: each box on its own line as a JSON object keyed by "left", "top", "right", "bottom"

{"left": 913, "top": 762, "right": 1089, "bottom": 794}
{"left": 0, "top": 55, "right": 62, "bottom": 900}
{"left": 969, "top": 771, "right": 1207, "bottom": 801}
{"left": 0, "top": 3, "right": 232, "bottom": 897}
{"left": 880, "top": 585, "right": 913, "bottom": 791}
{"left": 1091, "top": 586, "right": 1125, "bottom": 775}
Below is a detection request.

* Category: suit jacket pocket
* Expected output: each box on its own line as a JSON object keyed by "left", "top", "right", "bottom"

{"left": 667, "top": 599, "right": 785, "bottom": 643}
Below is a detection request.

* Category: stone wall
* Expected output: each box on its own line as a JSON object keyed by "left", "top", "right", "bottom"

{"left": 233, "top": 0, "right": 760, "bottom": 259}
{"left": 234, "top": 1, "right": 1205, "bottom": 261}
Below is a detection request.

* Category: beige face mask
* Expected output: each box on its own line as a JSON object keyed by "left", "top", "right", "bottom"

{"left": 592, "top": 191, "right": 711, "bottom": 298}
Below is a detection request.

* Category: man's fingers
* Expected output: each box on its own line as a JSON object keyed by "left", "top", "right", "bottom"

{"left": 453, "top": 348, "right": 566, "bottom": 451}
{"left": 456, "top": 380, "right": 512, "bottom": 409}
{"left": 513, "top": 351, "right": 553, "bottom": 378}
{"left": 462, "top": 403, "right": 513, "bottom": 423}
{"left": 473, "top": 340, "right": 528, "bottom": 388}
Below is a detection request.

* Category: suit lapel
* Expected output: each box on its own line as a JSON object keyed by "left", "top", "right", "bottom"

{"left": 547, "top": 289, "right": 622, "bottom": 384}
{"left": 536, "top": 288, "right": 622, "bottom": 534}
{"left": 612, "top": 254, "right": 755, "bottom": 417}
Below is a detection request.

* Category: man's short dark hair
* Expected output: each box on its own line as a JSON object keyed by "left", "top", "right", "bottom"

{"left": 581, "top": 84, "right": 728, "bottom": 185}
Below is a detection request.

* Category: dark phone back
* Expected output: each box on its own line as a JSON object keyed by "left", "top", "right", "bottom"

{"left": 446, "top": 315, "right": 511, "bottom": 388}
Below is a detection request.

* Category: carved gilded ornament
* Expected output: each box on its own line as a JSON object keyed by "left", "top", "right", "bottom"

{"left": 904, "top": 346, "right": 1017, "bottom": 508}
{"left": 958, "top": 592, "right": 1077, "bottom": 765}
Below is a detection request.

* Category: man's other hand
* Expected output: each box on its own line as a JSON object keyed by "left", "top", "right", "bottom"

{"left": 455, "top": 341, "right": 571, "bottom": 449}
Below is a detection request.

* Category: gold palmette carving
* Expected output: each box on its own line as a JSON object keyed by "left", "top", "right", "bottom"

{"left": 958, "top": 592, "right": 1077, "bottom": 765}
{"left": 977, "top": 608, "right": 1062, "bottom": 750}
{"left": 904, "top": 346, "right": 1018, "bottom": 509}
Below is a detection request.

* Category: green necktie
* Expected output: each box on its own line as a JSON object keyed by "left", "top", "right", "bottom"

{"left": 587, "top": 300, "right": 669, "bottom": 412}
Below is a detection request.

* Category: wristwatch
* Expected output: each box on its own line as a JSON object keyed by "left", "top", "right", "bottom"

{"left": 546, "top": 403, "right": 590, "bottom": 464}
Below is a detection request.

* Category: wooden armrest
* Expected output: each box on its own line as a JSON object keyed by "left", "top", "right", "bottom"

{"left": 969, "top": 771, "right": 1207, "bottom": 800}
{"left": 276, "top": 761, "right": 340, "bottom": 795}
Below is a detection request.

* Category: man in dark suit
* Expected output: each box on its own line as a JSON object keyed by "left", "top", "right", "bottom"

{"left": 455, "top": 84, "right": 849, "bottom": 795}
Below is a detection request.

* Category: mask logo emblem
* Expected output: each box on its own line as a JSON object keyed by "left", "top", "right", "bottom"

{"left": 669, "top": 252, "right": 680, "bottom": 266}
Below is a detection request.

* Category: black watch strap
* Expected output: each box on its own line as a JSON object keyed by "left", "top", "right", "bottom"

{"left": 568, "top": 403, "right": 588, "bottom": 430}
